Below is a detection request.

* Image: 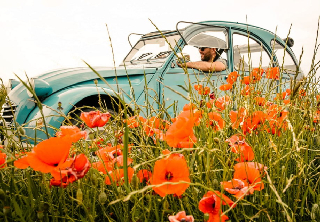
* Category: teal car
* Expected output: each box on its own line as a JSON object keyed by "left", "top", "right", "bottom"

{"left": 1, "top": 21, "right": 303, "bottom": 142}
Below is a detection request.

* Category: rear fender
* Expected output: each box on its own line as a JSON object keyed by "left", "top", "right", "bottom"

{"left": 24, "top": 86, "right": 132, "bottom": 141}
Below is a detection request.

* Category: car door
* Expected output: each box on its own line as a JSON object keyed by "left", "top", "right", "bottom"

{"left": 160, "top": 26, "right": 230, "bottom": 116}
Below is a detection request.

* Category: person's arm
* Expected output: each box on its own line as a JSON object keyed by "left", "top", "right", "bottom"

{"left": 177, "top": 61, "right": 226, "bottom": 72}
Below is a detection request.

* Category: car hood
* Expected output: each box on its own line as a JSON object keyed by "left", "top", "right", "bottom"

{"left": 10, "top": 66, "right": 157, "bottom": 98}
{"left": 36, "top": 66, "right": 157, "bottom": 92}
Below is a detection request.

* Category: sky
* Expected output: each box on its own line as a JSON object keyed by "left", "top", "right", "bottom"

{"left": 0, "top": 0, "right": 319, "bottom": 85}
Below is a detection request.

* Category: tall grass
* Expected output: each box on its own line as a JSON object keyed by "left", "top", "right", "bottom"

{"left": 0, "top": 29, "right": 320, "bottom": 222}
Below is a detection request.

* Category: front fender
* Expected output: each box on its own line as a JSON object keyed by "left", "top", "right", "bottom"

{"left": 24, "top": 86, "right": 132, "bottom": 142}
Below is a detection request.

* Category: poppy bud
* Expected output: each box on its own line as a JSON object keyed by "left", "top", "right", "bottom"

{"left": 17, "top": 126, "right": 25, "bottom": 135}
{"left": 0, "top": 189, "right": 5, "bottom": 201}
{"left": 212, "top": 179, "right": 219, "bottom": 189}
{"left": 311, "top": 203, "right": 320, "bottom": 220}
{"left": 98, "top": 191, "right": 108, "bottom": 204}
{"left": 131, "top": 174, "right": 139, "bottom": 190}
{"left": 3, "top": 206, "right": 11, "bottom": 216}
{"left": 264, "top": 193, "right": 269, "bottom": 203}
{"left": 94, "top": 79, "right": 98, "bottom": 85}
{"left": 39, "top": 202, "right": 50, "bottom": 212}
{"left": 37, "top": 211, "right": 44, "bottom": 220}
{"left": 204, "top": 213, "right": 210, "bottom": 221}
{"left": 89, "top": 132, "right": 95, "bottom": 140}
{"left": 163, "top": 199, "right": 169, "bottom": 210}
{"left": 76, "top": 188, "right": 83, "bottom": 204}
{"left": 213, "top": 137, "right": 220, "bottom": 143}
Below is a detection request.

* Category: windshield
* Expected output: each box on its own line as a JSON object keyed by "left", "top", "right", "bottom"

{"left": 121, "top": 34, "right": 181, "bottom": 68}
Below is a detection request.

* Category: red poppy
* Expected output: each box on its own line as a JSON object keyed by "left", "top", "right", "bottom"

{"left": 183, "top": 103, "right": 197, "bottom": 111}
{"left": 26, "top": 137, "right": 73, "bottom": 174}
{"left": 226, "top": 135, "right": 254, "bottom": 161}
{"left": 137, "top": 169, "right": 152, "bottom": 183}
{"left": 199, "top": 190, "right": 235, "bottom": 222}
{"left": 194, "top": 85, "right": 210, "bottom": 95}
{"left": 123, "top": 115, "right": 146, "bottom": 128}
{"left": 242, "top": 111, "right": 266, "bottom": 134}
{"left": 0, "top": 151, "right": 6, "bottom": 169}
{"left": 233, "top": 162, "right": 266, "bottom": 191}
{"left": 112, "top": 155, "right": 133, "bottom": 167}
{"left": 221, "top": 178, "right": 254, "bottom": 199}
{"left": 80, "top": 110, "right": 111, "bottom": 128}
{"left": 165, "top": 110, "right": 200, "bottom": 148}
{"left": 250, "top": 68, "right": 264, "bottom": 83}
{"left": 265, "top": 67, "right": 279, "bottom": 80}
{"left": 92, "top": 161, "right": 114, "bottom": 174}
{"left": 56, "top": 125, "right": 87, "bottom": 142}
{"left": 229, "top": 108, "right": 247, "bottom": 129}
{"left": 151, "top": 153, "right": 190, "bottom": 197}
{"left": 207, "top": 112, "right": 225, "bottom": 131}
{"left": 226, "top": 71, "right": 239, "bottom": 84}
{"left": 215, "top": 96, "right": 230, "bottom": 111}
{"left": 255, "top": 97, "right": 266, "bottom": 106}
{"left": 50, "top": 154, "right": 91, "bottom": 187}
{"left": 265, "top": 105, "right": 288, "bottom": 135}
{"left": 219, "top": 83, "right": 233, "bottom": 91}
{"left": 242, "top": 76, "right": 250, "bottom": 85}
{"left": 105, "top": 167, "right": 135, "bottom": 185}
{"left": 241, "top": 85, "right": 253, "bottom": 96}
{"left": 168, "top": 211, "right": 194, "bottom": 222}
{"left": 14, "top": 154, "right": 29, "bottom": 169}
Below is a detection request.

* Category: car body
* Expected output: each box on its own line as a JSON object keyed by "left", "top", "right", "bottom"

{"left": 1, "top": 21, "right": 303, "bottom": 143}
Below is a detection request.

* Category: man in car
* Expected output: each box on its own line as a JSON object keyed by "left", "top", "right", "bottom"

{"left": 177, "top": 47, "right": 227, "bottom": 72}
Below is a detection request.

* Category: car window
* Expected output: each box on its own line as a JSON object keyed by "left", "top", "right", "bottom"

{"left": 181, "top": 29, "right": 228, "bottom": 62}
{"left": 233, "top": 33, "right": 271, "bottom": 71}
{"left": 270, "top": 40, "right": 297, "bottom": 74}
{"left": 122, "top": 34, "right": 180, "bottom": 67}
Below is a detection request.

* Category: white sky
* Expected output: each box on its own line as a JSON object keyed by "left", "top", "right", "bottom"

{"left": 0, "top": 0, "right": 319, "bottom": 85}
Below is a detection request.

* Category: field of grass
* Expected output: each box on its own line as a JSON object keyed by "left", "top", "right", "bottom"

{"left": 0, "top": 31, "right": 320, "bottom": 222}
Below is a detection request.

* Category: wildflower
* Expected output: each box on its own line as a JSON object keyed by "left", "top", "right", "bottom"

{"left": 242, "top": 76, "right": 250, "bottom": 85}
{"left": 255, "top": 97, "right": 266, "bottom": 106}
{"left": 92, "top": 161, "right": 114, "bottom": 174}
{"left": 198, "top": 190, "right": 235, "bottom": 222}
{"left": 241, "top": 85, "right": 253, "bottom": 96}
{"left": 221, "top": 179, "right": 253, "bottom": 199}
{"left": 250, "top": 68, "right": 264, "bottom": 83}
{"left": 151, "top": 152, "right": 190, "bottom": 197}
{"left": 56, "top": 125, "right": 87, "bottom": 142}
{"left": 50, "top": 153, "right": 91, "bottom": 187}
{"left": 168, "top": 211, "right": 194, "bottom": 222}
{"left": 80, "top": 110, "right": 111, "bottom": 128}
{"left": 226, "top": 135, "right": 254, "bottom": 161}
{"left": 137, "top": 169, "right": 152, "bottom": 183}
{"left": 194, "top": 84, "right": 210, "bottom": 95}
{"left": 207, "top": 112, "right": 225, "bottom": 131}
{"left": 123, "top": 115, "right": 146, "bottom": 128}
{"left": 265, "top": 67, "right": 279, "bottom": 80}
{"left": 14, "top": 153, "right": 29, "bottom": 169}
{"left": 229, "top": 108, "right": 247, "bottom": 129}
{"left": 215, "top": 96, "right": 230, "bottom": 111}
{"left": 219, "top": 83, "right": 233, "bottom": 91}
{"left": 105, "top": 167, "right": 135, "bottom": 185}
{"left": 26, "top": 137, "right": 73, "bottom": 174}
{"left": 0, "top": 147, "right": 6, "bottom": 169}
{"left": 226, "top": 71, "right": 239, "bottom": 84}
{"left": 164, "top": 110, "right": 200, "bottom": 148}
{"left": 233, "top": 162, "right": 266, "bottom": 191}
{"left": 183, "top": 103, "right": 197, "bottom": 111}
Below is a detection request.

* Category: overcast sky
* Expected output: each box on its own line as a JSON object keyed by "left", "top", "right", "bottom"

{"left": 0, "top": 0, "right": 319, "bottom": 85}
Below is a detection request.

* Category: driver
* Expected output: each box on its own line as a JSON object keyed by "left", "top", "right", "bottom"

{"left": 177, "top": 47, "right": 227, "bottom": 72}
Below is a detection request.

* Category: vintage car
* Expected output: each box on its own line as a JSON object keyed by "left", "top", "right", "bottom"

{"left": 1, "top": 21, "right": 303, "bottom": 143}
